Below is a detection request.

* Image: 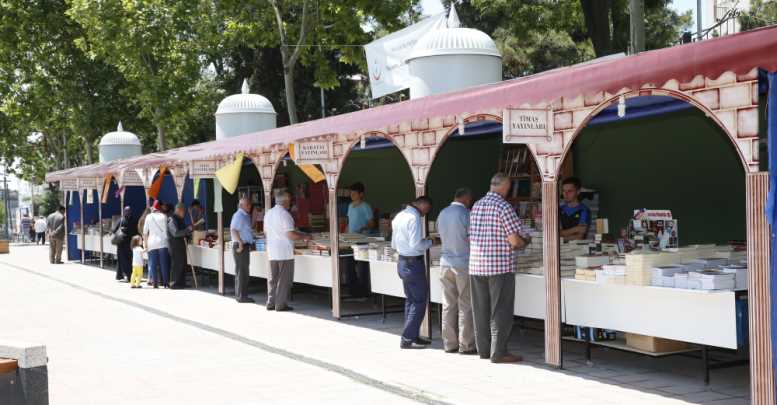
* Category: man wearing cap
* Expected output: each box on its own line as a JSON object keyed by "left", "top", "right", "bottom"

{"left": 168, "top": 203, "right": 193, "bottom": 289}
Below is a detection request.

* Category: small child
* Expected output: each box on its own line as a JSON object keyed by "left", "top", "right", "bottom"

{"left": 130, "top": 235, "right": 144, "bottom": 288}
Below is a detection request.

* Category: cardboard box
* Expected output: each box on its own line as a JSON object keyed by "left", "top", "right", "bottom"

{"left": 625, "top": 333, "right": 688, "bottom": 353}
{"left": 0, "top": 240, "right": 8, "bottom": 254}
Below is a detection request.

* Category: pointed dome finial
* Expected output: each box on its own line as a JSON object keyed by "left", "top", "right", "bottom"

{"left": 447, "top": 4, "right": 461, "bottom": 28}
{"left": 241, "top": 79, "right": 250, "bottom": 94}
{"left": 117, "top": 121, "right": 123, "bottom": 132}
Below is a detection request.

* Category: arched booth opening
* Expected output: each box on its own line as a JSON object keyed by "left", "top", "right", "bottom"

{"left": 426, "top": 118, "right": 546, "bottom": 351}
{"left": 333, "top": 134, "right": 415, "bottom": 318}
{"left": 556, "top": 93, "right": 750, "bottom": 385}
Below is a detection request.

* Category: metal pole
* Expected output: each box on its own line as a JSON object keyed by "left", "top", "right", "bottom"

{"left": 3, "top": 170, "right": 9, "bottom": 239}
{"left": 98, "top": 190, "right": 104, "bottom": 269}
{"left": 697, "top": 0, "right": 703, "bottom": 40}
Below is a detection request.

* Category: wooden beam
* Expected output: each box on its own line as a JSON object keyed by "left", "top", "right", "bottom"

{"left": 329, "top": 189, "right": 341, "bottom": 318}
{"left": 417, "top": 185, "right": 432, "bottom": 340}
{"left": 542, "top": 180, "right": 562, "bottom": 367}
{"left": 746, "top": 172, "right": 775, "bottom": 405}
{"left": 217, "top": 211, "right": 225, "bottom": 295}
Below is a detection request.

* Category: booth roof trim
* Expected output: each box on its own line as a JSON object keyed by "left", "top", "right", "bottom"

{"left": 46, "top": 25, "right": 777, "bottom": 183}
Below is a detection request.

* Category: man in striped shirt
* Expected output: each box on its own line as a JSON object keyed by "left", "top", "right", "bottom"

{"left": 469, "top": 173, "right": 530, "bottom": 363}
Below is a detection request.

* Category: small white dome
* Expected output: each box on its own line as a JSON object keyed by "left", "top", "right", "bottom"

{"left": 216, "top": 79, "right": 276, "bottom": 115}
{"left": 99, "top": 122, "right": 141, "bottom": 146}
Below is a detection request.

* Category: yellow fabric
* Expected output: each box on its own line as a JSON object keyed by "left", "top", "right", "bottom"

{"left": 298, "top": 164, "right": 326, "bottom": 183}
{"left": 215, "top": 153, "right": 243, "bottom": 195}
{"left": 193, "top": 177, "right": 201, "bottom": 199}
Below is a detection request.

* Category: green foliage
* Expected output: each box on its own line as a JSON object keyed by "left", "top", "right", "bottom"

{"left": 739, "top": 0, "right": 777, "bottom": 30}
{"left": 34, "top": 187, "right": 62, "bottom": 217}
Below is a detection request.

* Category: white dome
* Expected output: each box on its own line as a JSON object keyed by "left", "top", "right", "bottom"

{"left": 406, "top": 28, "right": 501, "bottom": 61}
{"left": 216, "top": 79, "right": 276, "bottom": 115}
{"left": 99, "top": 122, "right": 141, "bottom": 146}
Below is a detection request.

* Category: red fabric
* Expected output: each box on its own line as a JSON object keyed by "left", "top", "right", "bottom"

{"left": 47, "top": 26, "right": 777, "bottom": 182}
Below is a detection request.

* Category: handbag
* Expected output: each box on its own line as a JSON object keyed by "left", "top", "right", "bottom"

{"left": 110, "top": 221, "right": 126, "bottom": 245}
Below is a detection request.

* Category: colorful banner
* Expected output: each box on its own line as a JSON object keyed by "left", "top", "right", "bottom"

{"left": 215, "top": 153, "right": 243, "bottom": 195}
{"left": 148, "top": 166, "right": 167, "bottom": 200}
{"left": 299, "top": 164, "right": 326, "bottom": 184}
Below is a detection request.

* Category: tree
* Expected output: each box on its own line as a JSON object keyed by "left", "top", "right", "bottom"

{"left": 269, "top": 0, "right": 311, "bottom": 124}
{"left": 67, "top": 0, "right": 212, "bottom": 151}
{"left": 739, "top": 0, "right": 777, "bottom": 31}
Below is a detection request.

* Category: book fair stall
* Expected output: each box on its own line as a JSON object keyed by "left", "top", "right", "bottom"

{"left": 45, "top": 26, "right": 777, "bottom": 403}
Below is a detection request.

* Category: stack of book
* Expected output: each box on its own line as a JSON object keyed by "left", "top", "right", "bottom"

{"left": 721, "top": 264, "right": 748, "bottom": 290}
{"left": 687, "top": 270, "right": 736, "bottom": 290}
{"left": 597, "top": 264, "right": 626, "bottom": 284}
{"left": 651, "top": 265, "right": 686, "bottom": 287}
{"left": 625, "top": 252, "right": 678, "bottom": 285}
{"left": 575, "top": 268, "right": 597, "bottom": 281}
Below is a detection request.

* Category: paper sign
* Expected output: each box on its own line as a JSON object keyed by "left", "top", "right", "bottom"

{"left": 292, "top": 142, "right": 331, "bottom": 164}
{"left": 86, "top": 190, "right": 94, "bottom": 204}
{"left": 503, "top": 107, "right": 554, "bottom": 144}
{"left": 214, "top": 178, "right": 223, "bottom": 213}
{"left": 191, "top": 160, "right": 218, "bottom": 178}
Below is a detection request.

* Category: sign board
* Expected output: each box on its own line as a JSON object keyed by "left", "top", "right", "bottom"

{"left": 173, "top": 172, "right": 187, "bottom": 199}
{"left": 120, "top": 169, "right": 144, "bottom": 187}
{"left": 292, "top": 142, "right": 332, "bottom": 165}
{"left": 79, "top": 178, "right": 98, "bottom": 191}
{"left": 60, "top": 179, "right": 78, "bottom": 191}
{"left": 502, "top": 107, "right": 554, "bottom": 144}
{"left": 191, "top": 160, "right": 218, "bottom": 178}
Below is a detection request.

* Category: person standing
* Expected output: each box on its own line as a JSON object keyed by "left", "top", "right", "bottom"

{"left": 391, "top": 196, "right": 434, "bottom": 349}
{"left": 469, "top": 173, "right": 530, "bottom": 363}
{"left": 559, "top": 177, "right": 591, "bottom": 241}
{"left": 231, "top": 196, "right": 255, "bottom": 303}
{"left": 437, "top": 188, "right": 476, "bottom": 354}
{"left": 189, "top": 200, "right": 206, "bottom": 245}
{"left": 346, "top": 182, "right": 374, "bottom": 297}
{"left": 143, "top": 202, "right": 170, "bottom": 288}
{"left": 264, "top": 189, "right": 312, "bottom": 311}
{"left": 46, "top": 205, "right": 66, "bottom": 264}
{"left": 168, "top": 203, "right": 193, "bottom": 289}
{"left": 130, "top": 235, "right": 145, "bottom": 288}
{"left": 34, "top": 216, "right": 47, "bottom": 245}
{"left": 21, "top": 214, "right": 32, "bottom": 243}
{"left": 113, "top": 206, "right": 136, "bottom": 282}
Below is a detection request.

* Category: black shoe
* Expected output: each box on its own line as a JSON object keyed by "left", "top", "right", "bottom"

{"left": 479, "top": 354, "right": 490, "bottom": 359}
{"left": 400, "top": 341, "right": 428, "bottom": 350}
{"left": 266, "top": 305, "right": 275, "bottom": 311}
{"left": 460, "top": 349, "right": 478, "bottom": 355}
{"left": 414, "top": 337, "right": 431, "bottom": 346}
{"left": 276, "top": 306, "right": 294, "bottom": 312}
{"left": 236, "top": 297, "right": 255, "bottom": 303}
{"left": 445, "top": 348, "right": 458, "bottom": 354}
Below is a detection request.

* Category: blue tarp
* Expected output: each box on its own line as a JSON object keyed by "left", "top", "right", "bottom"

{"left": 66, "top": 190, "right": 80, "bottom": 261}
{"left": 767, "top": 71, "right": 777, "bottom": 396}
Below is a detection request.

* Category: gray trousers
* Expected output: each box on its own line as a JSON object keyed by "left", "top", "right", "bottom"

{"left": 49, "top": 237, "right": 63, "bottom": 263}
{"left": 470, "top": 272, "right": 515, "bottom": 359}
{"left": 268, "top": 260, "right": 294, "bottom": 309}
{"left": 233, "top": 245, "right": 250, "bottom": 299}
{"left": 440, "top": 266, "right": 475, "bottom": 352}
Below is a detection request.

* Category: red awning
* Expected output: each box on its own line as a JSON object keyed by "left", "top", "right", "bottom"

{"left": 46, "top": 25, "right": 777, "bottom": 182}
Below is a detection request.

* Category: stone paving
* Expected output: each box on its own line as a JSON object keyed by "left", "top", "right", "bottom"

{"left": 0, "top": 245, "right": 751, "bottom": 404}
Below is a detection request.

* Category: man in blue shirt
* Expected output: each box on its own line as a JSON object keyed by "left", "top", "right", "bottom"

{"left": 231, "top": 196, "right": 255, "bottom": 303}
{"left": 346, "top": 182, "right": 374, "bottom": 297}
{"left": 391, "top": 196, "right": 433, "bottom": 349}
{"left": 559, "top": 177, "right": 591, "bottom": 240}
{"left": 437, "top": 188, "right": 476, "bottom": 354}
{"left": 347, "top": 182, "right": 374, "bottom": 234}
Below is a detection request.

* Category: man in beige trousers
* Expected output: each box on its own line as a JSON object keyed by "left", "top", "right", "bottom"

{"left": 437, "top": 188, "right": 476, "bottom": 354}
{"left": 46, "top": 205, "right": 66, "bottom": 264}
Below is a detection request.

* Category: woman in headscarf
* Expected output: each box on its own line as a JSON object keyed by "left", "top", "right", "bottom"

{"left": 113, "top": 206, "right": 137, "bottom": 281}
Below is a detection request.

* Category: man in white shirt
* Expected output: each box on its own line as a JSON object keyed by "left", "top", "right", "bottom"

{"left": 391, "top": 196, "right": 433, "bottom": 349}
{"left": 264, "top": 189, "right": 311, "bottom": 311}
{"left": 34, "top": 216, "right": 47, "bottom": 245}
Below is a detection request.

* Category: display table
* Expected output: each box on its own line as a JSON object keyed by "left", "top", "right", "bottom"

{"left": 188, "top": 245, "right": 269, "bottom": 278}
{"left": 293, "top": 254, "right": 333, "bottom": 288}
{"left": 562, "top": 278, "right": 738, "bottom": 349}
{"left": 76, "top": 234, "right": 116, "bottom": 255}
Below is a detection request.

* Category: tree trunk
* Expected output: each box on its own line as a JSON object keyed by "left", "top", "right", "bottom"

{"left": 283, "top": 66, "right": 299, "bottom": 124}
{"left": 85, "top": 142, "right": 93, "bottom": 164}
{"left": 155, "top": 107, "right": 167, "bottom": 151}
{"left": 581, "top": 0, "right": 613, "bottom": 56}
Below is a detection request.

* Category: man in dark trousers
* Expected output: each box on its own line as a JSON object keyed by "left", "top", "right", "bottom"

{"left": 168, "top": 203, "right": 192, "bottom": 289}
{"left": 391, "top": 196, "right": 434, "bottom": 349}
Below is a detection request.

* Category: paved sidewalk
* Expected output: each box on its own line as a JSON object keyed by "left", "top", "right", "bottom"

{"left": 0, "top": 245, "right": 749, "bottom": 404}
